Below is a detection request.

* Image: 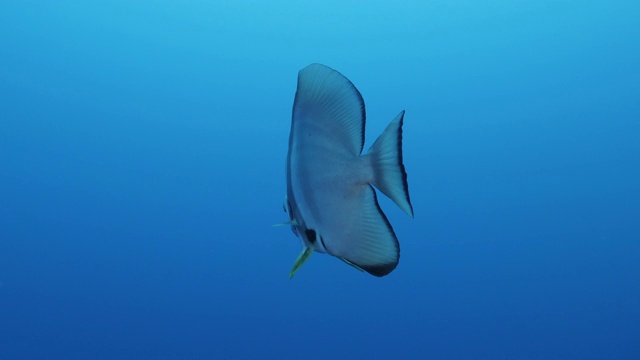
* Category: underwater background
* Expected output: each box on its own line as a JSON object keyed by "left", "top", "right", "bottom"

{"left": 1, "top": 1, "right": 639, "bottom": 359}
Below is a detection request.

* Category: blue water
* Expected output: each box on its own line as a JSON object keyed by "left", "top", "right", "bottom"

{"left": 1, "top": 1, "right": 639, "bottom": 359}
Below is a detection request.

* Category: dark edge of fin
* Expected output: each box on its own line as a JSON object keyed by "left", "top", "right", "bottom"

{"left": 360, "top": 263, "right": 398, "bottom": 277}
{"left": 395, "top": 111, "right": 413, "bottom": 217}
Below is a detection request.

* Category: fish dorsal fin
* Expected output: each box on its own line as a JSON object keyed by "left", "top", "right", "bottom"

{"left": 293, "top": 63, "right": 365, "bottom": 156}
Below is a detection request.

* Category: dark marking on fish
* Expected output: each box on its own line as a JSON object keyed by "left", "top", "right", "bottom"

{"left": 305, "top": 229, "right": 317, "bottom": 244}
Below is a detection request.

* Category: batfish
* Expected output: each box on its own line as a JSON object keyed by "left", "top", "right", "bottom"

{"left": 279, "top": 63, "right": 413, "bottom": 278}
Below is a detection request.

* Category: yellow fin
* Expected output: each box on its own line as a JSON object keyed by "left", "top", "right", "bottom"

{"left": 289, "top": 247, "right": 313, "bottom": 279}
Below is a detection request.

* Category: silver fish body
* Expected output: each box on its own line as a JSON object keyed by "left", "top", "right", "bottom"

{"left": 283, "top": 64, "right": 413, "bottom": 278}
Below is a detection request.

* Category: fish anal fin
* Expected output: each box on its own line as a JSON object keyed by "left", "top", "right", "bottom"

{"left": 320, "top": 185, "right": 400, "bottom": 277}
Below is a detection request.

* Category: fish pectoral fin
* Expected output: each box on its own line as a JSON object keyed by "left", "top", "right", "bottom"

{"left": 289, "top": 247, "right": 313, "bottom": 279}
{"left": 272, "top": 219, "right": 298, "bottom": 227}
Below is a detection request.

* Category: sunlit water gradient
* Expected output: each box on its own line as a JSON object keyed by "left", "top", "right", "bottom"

{"left": 1, "top": 1, "right": 639, "bottom": 359}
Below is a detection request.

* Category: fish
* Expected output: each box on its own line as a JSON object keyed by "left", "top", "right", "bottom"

{"left": 280, "top": 63, "right": 413, "bottom": 278}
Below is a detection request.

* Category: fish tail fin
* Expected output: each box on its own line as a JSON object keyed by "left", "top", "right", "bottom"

{"left": 366, "top": 111, "right": 414, "bottom": 217}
